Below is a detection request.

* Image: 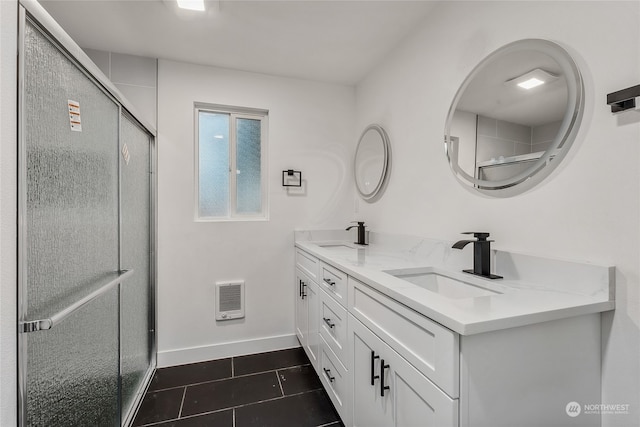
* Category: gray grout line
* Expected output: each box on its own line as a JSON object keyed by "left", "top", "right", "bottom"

{"left": 177, "top": 386, "right": 187, "bottom": 418}
{"left": 275, "top": 369, "right": 285, "bottom": 396}
{"left": 232, "top": 408, "right": 236, "bottom": 427}
{"left": 138, "top": 387, "right": 326, "bottom": 427}
{"left": 226, "top": 388, "right": 325, "bottom": 413}
{"left": 232, "top": 364, "right": 310, "bottom": 382}
{"left": 231, "top": 356, "right": 235, "bottom": 377}
{"left": 136, "top": 406, "right": 232, "bottom": 427}
{"left": 148, "top": 363, "right": 311, "bottom": 393}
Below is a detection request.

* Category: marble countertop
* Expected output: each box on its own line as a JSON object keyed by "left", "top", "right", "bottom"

{"left": 295, "top": 230, "right": 615, "bottom": 335}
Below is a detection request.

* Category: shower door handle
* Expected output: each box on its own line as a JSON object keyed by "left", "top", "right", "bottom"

{"left": 19, "top": 269, "right": 134, "bottom": 333}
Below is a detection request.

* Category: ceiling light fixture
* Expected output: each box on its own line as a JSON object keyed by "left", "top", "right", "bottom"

{"left": 177, "top": 0, "right": 205, "bottom": 11}
{"left": 518, "top": 77, "right": 545, "bottom": 90}
{"left": 505, "top": 68, "right": 559, "bottom": 90}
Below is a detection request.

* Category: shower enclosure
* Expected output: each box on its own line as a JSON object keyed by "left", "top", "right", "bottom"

{"left": 17, "top": 2, "right": 156, "bottom": 426}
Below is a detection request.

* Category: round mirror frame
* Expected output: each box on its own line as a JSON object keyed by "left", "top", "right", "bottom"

{"left": 444, "top": 39, "right": 584, "bottom": 197}
{"left": 354, "top": 124, "right": 391, "bottom": 202}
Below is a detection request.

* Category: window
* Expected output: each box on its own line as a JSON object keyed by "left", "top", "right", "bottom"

{"left": 195, "top": 104, "right": 268, "bottom": 220}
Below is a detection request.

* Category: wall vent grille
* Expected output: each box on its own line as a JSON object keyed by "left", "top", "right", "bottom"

{"left": 215, "top": 281, "right": 245, "bottom": 320}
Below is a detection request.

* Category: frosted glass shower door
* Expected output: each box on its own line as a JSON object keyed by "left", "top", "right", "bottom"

{"left": 120, "top": 113, "right": 153, "bottom": 423}
{"left": 21, "top": 18, "right": 121, "bottom": 426}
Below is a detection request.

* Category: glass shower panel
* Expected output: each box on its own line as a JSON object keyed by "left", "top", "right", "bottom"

{"left": 26, "top": 288, "right": 120, "bottom": 426}
{"left": 23, "top": 19, "right": 120, "bottom": 426}
{"left": 119, "top": 114, "right": 152, "bottom": 422}
{"left": 24, "top": 19, "right": 119, "bottom": 320}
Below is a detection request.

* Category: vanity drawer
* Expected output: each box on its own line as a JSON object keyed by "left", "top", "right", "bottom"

{"left": 348, "top": 277, "right": 459, "bottom": 398}
{"left": 319, "top": 335, "right": 350, "bottom": 423}
{"left": 319, "top": 261, "right": 347, "bottom": 307}
{"left": 319, "top": 288, "right": 348, "bottom": 368}
{"left": 295, "top": 248, "right": 319, "bottom": 282}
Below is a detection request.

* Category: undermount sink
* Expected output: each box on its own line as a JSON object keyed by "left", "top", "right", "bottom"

{"left": 317, "top": 243, "right": 357, "bottom": 250}
{"left": 384, "top": 268, "right": 501, "bottom": 299}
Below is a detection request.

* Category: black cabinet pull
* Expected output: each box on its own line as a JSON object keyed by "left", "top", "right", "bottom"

{"left": 301, "top": 281, "right": 307, "bottom": 299}
{"left": 323, "top": 317, "right": 335, "bottom": 329}
{"left": 380, "top": 360, "right": 390, "bottom": 396}
{"left": 323, "top": 278, "right": 336, "bottom": 286}
{"left": 370, "top": 350, "right": 380, "bottom": 385}
{"left": 299, "top": 279, "right": 302, "bottom": 297}
{"left": 323, "top": 368, "right": 335, "bottom": 382}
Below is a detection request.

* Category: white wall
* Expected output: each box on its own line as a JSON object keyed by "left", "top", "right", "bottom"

{"left": 157, "top": 60, "right": 355, "bottom": 365}
{"left": 0, "top": 0, "right": 17, "bottom": 425}
{"left": 355, "top": 1, "right": 639, "bottom": 426}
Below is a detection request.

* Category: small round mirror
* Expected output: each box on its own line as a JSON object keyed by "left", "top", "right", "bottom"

{"left": 354, "top": 124, "right": 390, "bottom": 202}
{"left": 444, "top": 39, "right": 584, "bottom": 196}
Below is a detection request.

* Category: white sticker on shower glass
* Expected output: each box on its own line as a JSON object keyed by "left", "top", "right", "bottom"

{"left": 67, "top": 100, "right": 82, "bottom": 132}
{"left": 121, "top": 143, "right": 131, "bottom": 165}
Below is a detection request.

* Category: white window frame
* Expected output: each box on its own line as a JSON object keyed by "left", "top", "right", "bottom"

{"left": 194, "top": 103, "right": 269, "bottom": 221}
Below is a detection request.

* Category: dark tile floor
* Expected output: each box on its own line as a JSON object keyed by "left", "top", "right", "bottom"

{"left": 133, "top": 347, "right": 344, "bottom": 427}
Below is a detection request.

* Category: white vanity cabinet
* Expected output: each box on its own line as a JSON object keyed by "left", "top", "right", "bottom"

{"left": 349, "top": 277, "right": 459, "bottom": 398}
{"left": 296, "top": 248, "right": 320, "bottom": 281}
{"left": 319, "top": 260, "right": 348, "bottom": 307}
{"left": 296, "top": 249, "right": 352, "bottom": 421}
{"left": 294, "top": 245, "right": 603, "bottom": 427}
{"left": 295, "top": 268, "right": 319, "bottom": 370}
{"left": 318, "top": 334, "right": 350, "bottom": 422}
{"left": 318, "top": 285, "right": 348, "bottom": 364}
{"left": 350, "top": 314, "right": 458, "bottom": 427}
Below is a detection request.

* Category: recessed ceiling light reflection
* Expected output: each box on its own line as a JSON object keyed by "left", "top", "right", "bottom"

{"left": 177, "top": 0, "right": 205, "bottom": 11}
{"left": 517, "top": 77, "right": 545, "bottom": 89}
{"left": 505, "top": 68, "right": 559, "bottom": 90}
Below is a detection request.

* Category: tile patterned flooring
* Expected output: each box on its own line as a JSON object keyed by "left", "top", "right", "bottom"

{"left": 133, "top": 347, "right": 344, "bottom": 427}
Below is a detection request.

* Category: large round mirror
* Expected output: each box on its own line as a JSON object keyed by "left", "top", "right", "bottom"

{"left": 444, "top": 39, "right": 584, "bottom": 196}
{"left": 354, "top": 124, "right": 390, "bottom": 202}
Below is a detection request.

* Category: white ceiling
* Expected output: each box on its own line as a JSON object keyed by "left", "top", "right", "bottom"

{"left": 39, "top": 0, "right": 436, "bottom": 85}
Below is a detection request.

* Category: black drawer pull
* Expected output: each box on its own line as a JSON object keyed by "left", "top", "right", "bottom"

{"left": 323, "top": 278, "right": 336, "bottom": 286}
{"left": 323, "top": 368, "right": 335, "bottom": 382}
{"left": 380, "top": 359, "right": 390, "bottom": 396}
{"left": 323, "top": 317, "right": 335, "bottom": 329}
{"left": 370, "top": 350, "right": 379, "bottom": 385}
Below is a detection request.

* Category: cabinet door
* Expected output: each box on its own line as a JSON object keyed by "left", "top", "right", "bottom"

{"left": 350, "top": 315, "right": 393, "bottom": 427}
{"left": 295, "top": 270, "right": 308, "bottom": 347}
{"left": 387, "top": 335, "right": 458, "bottom": 427}
{"left": 350, "top": 314, "right": 458, "bottom": 427}
{"left": 305, "top": 280, "right": 319, "bottom": 370}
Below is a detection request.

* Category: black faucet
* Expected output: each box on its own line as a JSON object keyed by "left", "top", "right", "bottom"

{"left": 452, "top": 232, "right": 502, "bottom": 279}
{"left": 346, "top": 221, "right": 368, "bottom": 245}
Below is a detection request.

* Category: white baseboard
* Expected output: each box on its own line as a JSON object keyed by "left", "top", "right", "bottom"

{"left": 157, "top": 333, "right": 300, "bottom": 368}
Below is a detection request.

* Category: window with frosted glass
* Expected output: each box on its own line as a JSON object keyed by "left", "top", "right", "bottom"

{"left": 198, "top": 112, "right": 230, "bottom": 217}
{"left": 236, "top": 118, "right": 262, "bottom": 214}
{"left": 197, "top": 106, "right": 267, "bottom": 219}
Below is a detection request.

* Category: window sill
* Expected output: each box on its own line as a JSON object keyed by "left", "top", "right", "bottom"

{"left": 194, "top": 216, "right": 269, "bottom": 223}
